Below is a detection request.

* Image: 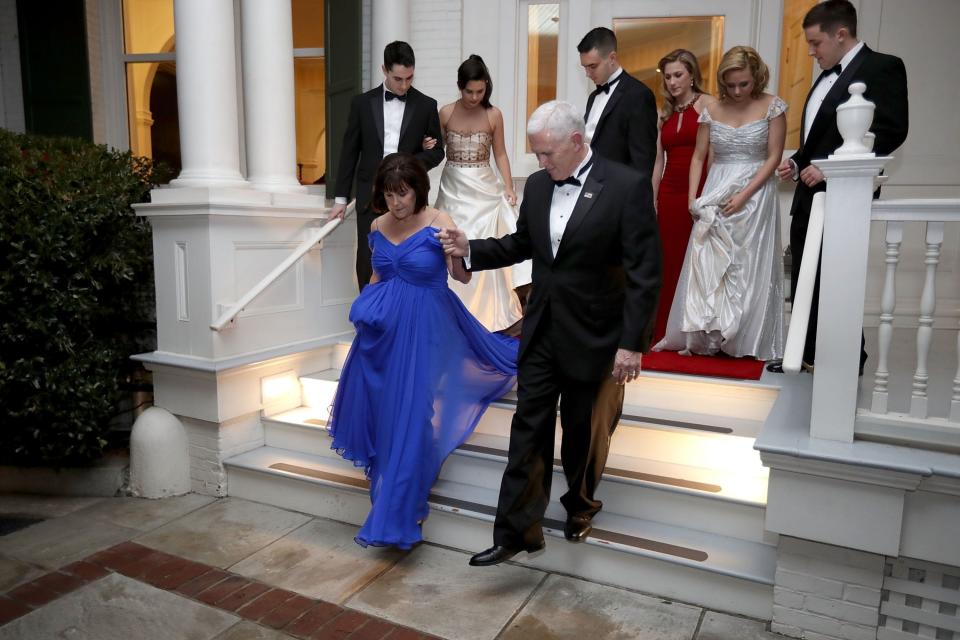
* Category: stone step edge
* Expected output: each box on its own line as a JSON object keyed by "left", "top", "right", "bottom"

{"left": 224, "top": 448, "right": 775, "bottom": 586}
{"left": 261, "top": 415, "right": 768, "bottom": 508}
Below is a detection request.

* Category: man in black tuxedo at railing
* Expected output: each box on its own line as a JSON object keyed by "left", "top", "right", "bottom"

{"left": 331, "top": 41, "right": 444, "bottom": 290}
{"left": 578, "top": 27, "right": 657, "bottom": 181}
{"left": 439, "top": 100, "right": 661, "bottom": 566}
{"left": 769, "top": 0, "right": 908, "bottom": 374}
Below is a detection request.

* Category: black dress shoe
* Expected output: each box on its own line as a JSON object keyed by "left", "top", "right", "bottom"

{"left": 564, "top": 515, "right": 593, "bottom": 542}
{"left": 469, "top": 542, "right": 545, "bottom": 567}
{"left": 766, "top": 359, "right": 784, "bottom": 373}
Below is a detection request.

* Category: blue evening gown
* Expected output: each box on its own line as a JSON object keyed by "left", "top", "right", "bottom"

{"left": 328, "top": 225, "right": 518, "bottom": 549}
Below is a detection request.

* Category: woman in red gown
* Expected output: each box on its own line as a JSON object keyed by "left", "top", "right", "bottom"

{"left": 651, "top": 50, "right": 717, "bottom": 341}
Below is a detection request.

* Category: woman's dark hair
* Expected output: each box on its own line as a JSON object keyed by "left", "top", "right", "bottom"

{"left": 371, "top": 153, "right": 430, "bottom": 214}
{"left": 457, "top": 55, "right": 493, "bottom": 108}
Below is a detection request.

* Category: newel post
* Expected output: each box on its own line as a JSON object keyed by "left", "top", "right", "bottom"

{"left": 809, "top": 83, "right": 891, "bottom": 441}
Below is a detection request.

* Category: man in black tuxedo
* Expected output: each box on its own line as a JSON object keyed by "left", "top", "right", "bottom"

{"left": 439, "top": 101, "right": 661, "bottom": 566}
{"left": 771, "top": 0, "right": 908, "bottom": 372}
{"left": 331, "top": 41, "right": 444, "bottom": 289}
{"left": 578, "top": 27, "right": 657, "bottom": 181}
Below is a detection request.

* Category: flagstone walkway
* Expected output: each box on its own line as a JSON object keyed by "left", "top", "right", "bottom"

{"left": 0, "top": 494, "right": 784, "bottom": 639}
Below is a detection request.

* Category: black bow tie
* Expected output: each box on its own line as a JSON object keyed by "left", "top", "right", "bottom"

{"left": 385, "top": 90, "right": 406, "bottom": 102}
{"left": 594, "top": 82, "right": 610, "bottom": 95}
{"left": 822, "top": 63, "right": 842, "bottom": 78}
{"left": 553, "top": 157, "right": 594, "bottom": 188}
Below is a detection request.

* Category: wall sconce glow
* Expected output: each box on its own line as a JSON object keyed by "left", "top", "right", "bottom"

{"left": 261, "top": 370, "right": 301, "bottom": 416}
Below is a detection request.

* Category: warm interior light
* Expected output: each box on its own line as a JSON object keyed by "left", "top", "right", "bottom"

{"left": 261, "top": 370, "right": 300, "bottom": 406}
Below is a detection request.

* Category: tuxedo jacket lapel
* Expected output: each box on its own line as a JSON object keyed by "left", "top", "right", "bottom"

{"left": 592, "top": 83, "right": 623, "bottom": 141}
{"left": 370, "top": 88, "right": 385, "bottom": 150}
{"left": 804, "top": 46, "right": 871, "bottom": 148}
{"left": 556, "top": 166, "right": 604, "bottom": 260}
{"left": 398, "top": 89, "right": 417, "bottom": 144}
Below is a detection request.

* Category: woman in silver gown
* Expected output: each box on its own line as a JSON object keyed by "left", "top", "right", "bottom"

{"left": 432, "top": 55, "right": 531, "bottom": 333}
{"left": 653, "top": 46, "right": 786, "bottom": 360}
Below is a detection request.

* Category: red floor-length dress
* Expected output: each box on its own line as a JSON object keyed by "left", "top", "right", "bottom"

{"left": 653, "top": 107, "right": 707, "bottom": 342}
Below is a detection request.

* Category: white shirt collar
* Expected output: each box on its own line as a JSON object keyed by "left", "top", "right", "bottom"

{"left": 605, "top": 67, "right": 623, "bottom": 88}
{"left": 574, "top": 148, "right": 594, "bottom": 177}
{"left": 837, "top": 41, "right": 865, "bottom": 74}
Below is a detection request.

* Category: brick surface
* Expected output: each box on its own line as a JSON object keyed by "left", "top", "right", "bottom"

{"left": 175, "top": 568, "right": 231, "bottom": 598}
{"left": 259, "top": 593, "right": 315, "bottom": 629}
{"left": 151, "top": 560, "right": 210, "bottom": 590}
{"left": 196, "top": 575, "right": 250, "bottom": 606}
{"left": 350, "top": 618, "right": 396, "bottom": 640}
{"left": 7, "top": 572, "right": 84, "bottom": 608}
{"left": 215, "top": 581, "right": 270, "bottom": 612}
{"left": 313, "top": 610, "right": 367, "bottom": 639}
{"left": 122, "top": 551, "right": 181, "bottom": 580}
{"left": 284, "top": 601, "right": 343, "bottom": 638}
{"left": 92, "top": 541, "right": 154, "bottom": 570}
{"left": 382, "top": 629, "right": 420, "bottom": 640}
{"left": 236, "top": 588, "right": 297, "bottom": 621}
{"left": 61, "top": 560, "right": 111, "bottom": 582}
{"left": 0, "top": 596, "right": 32, "bottom": 625}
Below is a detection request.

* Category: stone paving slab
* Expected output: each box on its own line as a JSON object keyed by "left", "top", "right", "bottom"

{"left": 0, "top": 494, "right": 103, "bottom": 519}
{"left": 212, "top": 620, "right": 297, "bottom": 639}
{"left": 231, "top": 518, "right": 404, "bottom": 604}
{"left": 73, "top": 493, "right": 216, "bottom": 532}
{"left": 135, "top": 498, "right": 312, "bottom": 568}
{"left": 0, "top": 555, "right": 45, "bottom": 593}
{"left": 697, "top": 610, "right": 780, "bottom": 639}
{"left": 0, "top": 572, "right": 239, "bottom": 640}
{"left": 348, "top": 544, "right": 545, "bottom": 640}
{"left": 500, "top": 574, "right": 702, "bottom": 640}
{"left": 0, "top": 512, "right": 139, "bottom": 569}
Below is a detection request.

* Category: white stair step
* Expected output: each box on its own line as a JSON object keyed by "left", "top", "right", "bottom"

{"left": 225, "top": 445, "right": 775, "bottom": 619}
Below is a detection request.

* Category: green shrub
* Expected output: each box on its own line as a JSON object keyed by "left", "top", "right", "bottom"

{"left": 0, "top": 129, "right": 170, "bottom": 466}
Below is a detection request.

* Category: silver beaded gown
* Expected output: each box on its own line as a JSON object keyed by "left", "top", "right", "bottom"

{"left": 653, "top": 96, "right": 787, "bottom": 360}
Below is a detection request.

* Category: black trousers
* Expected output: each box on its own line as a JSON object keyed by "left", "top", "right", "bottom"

{"left": 492, "top": 311, "right": 624, "bottom": 548}
{"left": 790, "top": 215, "right": 867, "bottom": 367}
{"left": 355, "top": 206, "right": 375, "bottom": 291}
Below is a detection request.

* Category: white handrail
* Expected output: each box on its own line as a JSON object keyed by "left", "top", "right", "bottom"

{"left": 871, "top": 198, "right": 960, "bottom": 222}
{"left": 210, "top": 201, "right": 355, "bottom": 331}
{"left": 782, "top": 192, "right": 826, "bottom": 374}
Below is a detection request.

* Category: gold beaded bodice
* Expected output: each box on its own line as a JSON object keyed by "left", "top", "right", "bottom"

{"left": 444, "top": 130, "right": 492, "bottom": 168}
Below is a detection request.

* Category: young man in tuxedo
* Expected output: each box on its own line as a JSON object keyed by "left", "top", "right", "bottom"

{"left": 578, "top": 27, "right": 658, "bottom": 181}
{"left": 439, "top": 101, "right": 661, "bottom": 566}
{"left": 770, "top": 0, "right": 908, "bottom": 373}
{"left": 330, "top": 41, "right": 444, "bottom": 290}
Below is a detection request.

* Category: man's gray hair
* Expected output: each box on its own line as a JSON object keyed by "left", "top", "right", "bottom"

{"left": 526, "top": 100, "right": 585, "bottom": 139}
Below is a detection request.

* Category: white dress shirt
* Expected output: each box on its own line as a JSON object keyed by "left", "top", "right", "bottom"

{"left": 803, "top": 41, "right": 865, "bottom": 142}
{"left": 549, "top": 150, "right": 594, "bottom": 257}
{"left": 585, "top": 68, "right": 623, "bottom": 143}
{"left": 382, "top": 85, "right": 405, "bottom": 157}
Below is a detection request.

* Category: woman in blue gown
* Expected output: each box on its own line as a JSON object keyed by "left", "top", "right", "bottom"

{"left": 329, "top": 152, "right": 518, "bottom": 549}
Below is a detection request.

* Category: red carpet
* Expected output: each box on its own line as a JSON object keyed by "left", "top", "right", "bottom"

{"left": 642, "top": 350, "right": 766, "bottom": 380}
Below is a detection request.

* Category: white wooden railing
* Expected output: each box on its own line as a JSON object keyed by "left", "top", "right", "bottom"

{"left": 209, "top": 201, "right": 354, "bottom": 331}
{"left": 855, "top": 200, "right": 960, "bottom": 450}
{"left": 782, "top": 192, "right": 826, "bottom": 374}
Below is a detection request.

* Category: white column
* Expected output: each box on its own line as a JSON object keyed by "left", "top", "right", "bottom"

{"left": 809, "top": 155, "right": 890, "bottom": 441}
{"left": 171, "top": 0, "right": 246, "bottom": 188}
{"left": 240, "top": 0, "right": 305, "bottom": 192}
{"left": 371, "top": 0, "right": 410, "bottom": 86}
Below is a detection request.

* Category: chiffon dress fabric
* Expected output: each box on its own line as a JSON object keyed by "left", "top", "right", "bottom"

{"left": 434, "top": 129, "right": 532, "bottom": 331}
{"left": 328, "top": 224, "right": 518, "bottom": 549}
{"left": 654, "top": 106, "right": 708, "bottom": 341}
{"left": 653, "top": 97, "right": 787, "bottom": 361}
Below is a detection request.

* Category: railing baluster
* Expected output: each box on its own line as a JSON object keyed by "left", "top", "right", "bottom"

{"left": 872, "top": 221, "right": 902, "bottom": 414}
{"left": 952, "top": 319, "right": 960, "bottom": 422}
{"left": 909, "top": 221, "right": 944, "bottom": 418}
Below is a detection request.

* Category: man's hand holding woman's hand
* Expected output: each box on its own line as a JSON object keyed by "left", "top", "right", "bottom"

{"left": 437, "top": 228, "right": 469, "bottom": 257}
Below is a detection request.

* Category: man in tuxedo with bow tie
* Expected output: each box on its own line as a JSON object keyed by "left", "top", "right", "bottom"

{"left": 331, "top": 41, "right": 444, "bottom": 289}
{"left": 578, "top": 27, "right": 657, "bottom": 181}
{"left": 439, "top": 101, "right": 661, "bottom": 566}
{"left": 772, "top": 0, "right": 908, "bottom": 372}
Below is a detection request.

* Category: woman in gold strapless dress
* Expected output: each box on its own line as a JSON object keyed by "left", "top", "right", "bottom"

{"left": 432, "top": 55, "right": 531, "bottom": 333}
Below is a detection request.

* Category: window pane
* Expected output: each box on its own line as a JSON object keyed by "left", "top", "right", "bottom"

{"left": 122, "top": 0, "right": 175, "bottom": 54}
{"left": 294, "top": 57, "right": 326, "bottom": 185}
{"left": 613, "top": 16, "right": 724, "bottom": 113}
{"left": 292, "top": 0, "right": 324, "bottom": 49}
{"left": 526, "top": 4, "right": 559, "bottom": 127}
{"left": 126, "top": 61, "right": 181, "bottom": 174}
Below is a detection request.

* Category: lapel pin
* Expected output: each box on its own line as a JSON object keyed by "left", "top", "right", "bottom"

{"left": 584, "top": 192, "right": 594, "bottom": 199}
